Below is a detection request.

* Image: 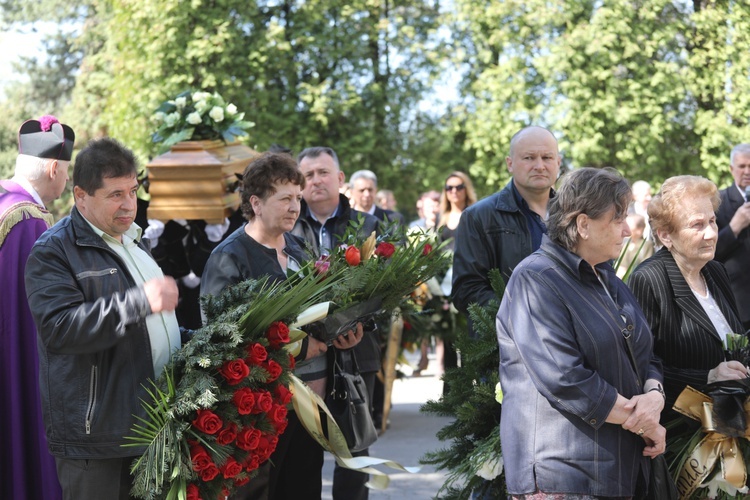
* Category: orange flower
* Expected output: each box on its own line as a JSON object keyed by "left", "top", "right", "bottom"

{"left": 345, "top": 245, "right": 361, "bottom": 266}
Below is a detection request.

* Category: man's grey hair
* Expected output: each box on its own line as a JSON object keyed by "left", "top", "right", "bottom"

{"left": 15, "top": 154, "right": 52, "bottom": 182}
{"left": 297, "top": 146, "right": 340, "bottom": 169}
{"left": 730, "top": 144, "right": 750, "bottom": 166}
{"left": 350, "top": 169, "right": 378, "bottom": 187}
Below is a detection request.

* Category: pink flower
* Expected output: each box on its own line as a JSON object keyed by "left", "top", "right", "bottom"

{"left": 314, "top": 258, "right": 330, "bottom": 275}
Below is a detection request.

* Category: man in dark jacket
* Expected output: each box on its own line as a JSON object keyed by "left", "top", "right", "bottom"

{"left": 349, "top": 169, "right": 405, "bottom": 225}
{"left": 452, "top": 126, "right": 561, "bottom": 316}
{"left": 291, "top": 146, "right": 380, "bottom": 500}
{"left": 716, "top": 143, "right": 750, "bottom": 330}
{"left": 25, "top": 138, "right": 180, "bottom": 499}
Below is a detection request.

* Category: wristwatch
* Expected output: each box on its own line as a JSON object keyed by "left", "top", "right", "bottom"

{"left": 648, "top": 383, "right": 666, "bottom": 402}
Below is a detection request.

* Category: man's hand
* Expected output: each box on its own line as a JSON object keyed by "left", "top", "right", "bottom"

{"left": 143, "top": 276, "right": 179, "bottom": 313}
{"left": 729, "top": 203, "right": 750, "bottom": 237}
{"left": 305, "top": 337, "right": 328, "bottom": 360}
{"left": 332, "top": 322, "right": 364, "bottom": 350}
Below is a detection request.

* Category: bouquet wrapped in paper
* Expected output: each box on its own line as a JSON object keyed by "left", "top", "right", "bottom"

{"left": 301, "top": 217, "right": 450, "bottom": 345}
{"left": 669, "top": 333, "right": 750, "bottom": 499}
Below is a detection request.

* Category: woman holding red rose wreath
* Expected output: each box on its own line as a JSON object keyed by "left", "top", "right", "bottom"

{"left": 201, "top": 152, "right": 363, "bottom": 500}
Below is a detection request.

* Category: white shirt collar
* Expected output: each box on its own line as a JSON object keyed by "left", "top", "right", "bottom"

{"left": 11, "top": 175, "right": 44, "bottom": 206}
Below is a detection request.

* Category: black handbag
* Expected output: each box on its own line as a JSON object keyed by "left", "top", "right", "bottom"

{"left": 622, "top": 330, "right": 678, "bottom": 500}
{"left": 325, "top": 349, "right": 378, "bottom": 453}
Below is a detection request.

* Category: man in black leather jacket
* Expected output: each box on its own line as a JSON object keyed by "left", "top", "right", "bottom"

{"left": 25, "top": 138, "right": 180, "bottom": 499}
{"left": 291, "top": 146, "right": 380, "bottom": 500}
{"left": 452, "top": 126, "right": 560, "bottom": 318}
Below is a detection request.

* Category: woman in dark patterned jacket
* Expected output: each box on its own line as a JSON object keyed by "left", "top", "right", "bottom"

{"left": 629, "top": 175, "right": 746, "bottom": 424}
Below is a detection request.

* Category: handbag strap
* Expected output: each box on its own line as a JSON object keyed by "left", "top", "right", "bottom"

{"left": 622, "top": 327, "right": 643, "bottom": 386}
{"left": 333, "top": 347, "right": 361, "bottom": 375}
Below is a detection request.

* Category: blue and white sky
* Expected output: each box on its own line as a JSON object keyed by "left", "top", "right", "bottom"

{"left": 0, "top": 28, "right": 47, "bottom": 93}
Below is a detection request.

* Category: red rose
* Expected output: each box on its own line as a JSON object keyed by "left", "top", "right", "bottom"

{"left": 345, "top": 245, "right": 361, "bottom": 266}
{"left": 403, "top": 320, "right": 412, "bottom": 331}
{"left": 274, "top": 384, "right": 293, "bottom": 405}
{"left": 423, "top": 243, "right": 433, "bottom": 255}
{"left": 267, "top": 321, "right": 290, "bottom": 348}
{"left": 245, "top": 454, "right": 261, "bottom": 472}
{"left": 374, "top": 242, "right": 396, "bottom": 258}
{"left": 221, "top": 457, "right": 243, "bottom": 479}
{"left": 187, "top": 483, "right": 201, "bottom": 500}
{"left": 215, "top": 422, "right": 238, "bottom": 445}
{"left": 271, "top": 403, "right": 288, "bottom": 425}
{"left": 200, "top": 463, "right": 220, "bottom": 482}
{"left": 217, "top": 487, "right": 229, "bottom": 500}
{"left": 253, "top": 390, "right": 273, "bottom": 414}
{"left": 256, "top": 434, "right": 279, "bottom": 461}
{"left": 219, "top": 359, "right": 250, "bottom": 386}
{"left": 287, "top": 352, "right": 296, "bottom": 370}
{"left": 235, "top": 475, "right": 250, "bottom": 486}
{"left": 236, "top": 426, "right": 261, "bottom": 451}
{"left": 263, "top": 360, "right": 282, "bottom": 382}
{"left": 232, "top": 387, "right": 256, "bottom": 415}
{"left": 274, "top": 419, "right": 288, "bottom": 434}
{"left": 190, "top": 444, "right": 213, "bottom": 472}
{"left": 192, "top": 409, "right": 223, "bottom": 435}
{"left": 246, "top": 343, "right": 268, "bottom": 365}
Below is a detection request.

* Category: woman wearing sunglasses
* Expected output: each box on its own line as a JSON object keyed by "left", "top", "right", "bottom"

{"left": 427, "top": 172, "right": 477, "bottom": 385}
{"left": 439, "top": 171, "right": 478, "bottom": 252}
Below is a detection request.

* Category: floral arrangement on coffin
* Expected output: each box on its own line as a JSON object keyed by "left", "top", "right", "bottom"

{"left": 125, "top": 270, "right": 340, "bottom": 500}
{"left": 302, "top": 218, "right": 452, "bottom": 344}
{"left": 151, "top": 90, "right": 254, "bottom": 153}
{"left": 667, "top": 333, "right": 750, "bottom": 499}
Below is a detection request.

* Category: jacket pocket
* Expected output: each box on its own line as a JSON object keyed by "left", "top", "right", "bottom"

{"left": 76, "top": 268, "right": 118, "bottom": 280}
{"left": 85, "top": 365, "right": 98, "bottom": 435}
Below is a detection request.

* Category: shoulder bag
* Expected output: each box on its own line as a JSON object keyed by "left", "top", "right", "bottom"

{"left": 325, "top": 348, "right": 378, "bottom": 453}
{"left": 622, "top": 327, "right": 678, "bottom": 500}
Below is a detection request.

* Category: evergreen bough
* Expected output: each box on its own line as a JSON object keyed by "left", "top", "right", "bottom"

{"left": 421, "top": 269, "right": 507, "bottom": 499}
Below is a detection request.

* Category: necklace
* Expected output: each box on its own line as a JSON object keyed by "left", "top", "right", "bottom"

{"left": 690, "top": 273, "right": 709, "bottom": 299}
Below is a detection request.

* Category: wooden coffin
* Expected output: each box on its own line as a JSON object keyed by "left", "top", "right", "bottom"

{"left": 146, "top": 140, "right": 258, "bottom": 223}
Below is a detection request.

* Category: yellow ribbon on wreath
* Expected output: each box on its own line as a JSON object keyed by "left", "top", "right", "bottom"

{"left": 289, "top": 376, "right": 420, "bottom": 489}
{"left": 673, "top": 385, "right": 749, "bottom": 499}
{"left": 285, "top": 302, "right": 421, "bottom": 489}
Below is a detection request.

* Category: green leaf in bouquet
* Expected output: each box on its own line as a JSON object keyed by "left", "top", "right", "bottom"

{"left": 613, "top": 237, "right": 648, "bottom": 283}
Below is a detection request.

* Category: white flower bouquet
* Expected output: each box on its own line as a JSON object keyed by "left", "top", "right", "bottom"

{"left": 151, "top": 90, "right": 254, "bottom": 153}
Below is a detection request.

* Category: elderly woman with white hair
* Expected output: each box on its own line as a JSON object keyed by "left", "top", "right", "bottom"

{"left": 629, "top": 176, "right": 746, "bottom": 425}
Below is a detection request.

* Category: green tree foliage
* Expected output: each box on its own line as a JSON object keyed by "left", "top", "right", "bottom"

{"left": 80, "top": 0, "right": 452, "bottom": 177}
{"left": 551, "top": 0, "right": 701, "bottom": 181}
{"left": 453, "top": 0, "right": 750, "bottom": 188}
{"left": 3, "top": 0, "right": 469, "bottom": 214}
{"left": 448, "top": 0, "right": 561, "bottom": 193}
{"left": 688, "top": 0, "right": 750, "bottom": 184}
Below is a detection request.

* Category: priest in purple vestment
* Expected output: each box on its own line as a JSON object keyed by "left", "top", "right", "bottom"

{"left": 1, "top": 115, "right": 74, "bottom": 500}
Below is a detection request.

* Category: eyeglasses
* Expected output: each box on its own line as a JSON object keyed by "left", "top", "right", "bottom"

{"left": 445, "top": 184, "right": 466, "bottom": 192}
